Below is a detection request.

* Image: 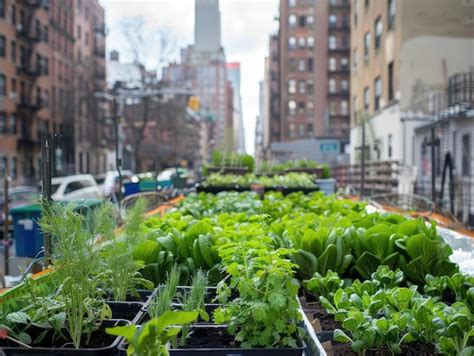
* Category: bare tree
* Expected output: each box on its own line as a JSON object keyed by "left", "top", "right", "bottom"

{"left": 118, "top": 16, "right": 179, "bottom": 171}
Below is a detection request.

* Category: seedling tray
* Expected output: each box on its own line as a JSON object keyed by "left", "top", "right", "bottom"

{"left": 107, "top": 301, "right": 145, "bottom": 324}
{"left": 169, "top": 325, "right": 306, "bottom": 356}
{"left": 0, "top": 319, "right": 129, "bottom": 355}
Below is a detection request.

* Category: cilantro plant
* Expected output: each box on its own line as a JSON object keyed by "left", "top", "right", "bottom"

{"left": 214, "top": 239, "right": 303, "bottom": 348}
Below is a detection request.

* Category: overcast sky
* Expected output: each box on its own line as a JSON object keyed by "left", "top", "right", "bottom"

{"left": 100, "top": 0, "right": 279, "bottom": 154}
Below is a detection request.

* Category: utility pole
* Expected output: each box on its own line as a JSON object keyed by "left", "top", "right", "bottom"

{"left": 3, "top": 165, "right": 10, "bottom": 275}
{"left": 113, "top": 97, "right": 122, "bottom": 206}
{"left": 41, "top": 133, "right": 53, "bottom": 264}
{"left": 360, "top": 117, "right": 366, "bottom": 198}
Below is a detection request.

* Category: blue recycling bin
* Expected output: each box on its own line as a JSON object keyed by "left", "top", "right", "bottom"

{"left": 123, "top": 182, "right": 140, "bottom": 196}
{"left": 10, "top": 204, "right": 43, "bottom": 258}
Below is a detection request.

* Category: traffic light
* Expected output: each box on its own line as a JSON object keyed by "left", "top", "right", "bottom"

{"left": 188, "top": 96, "right": 200, "bottom": 111}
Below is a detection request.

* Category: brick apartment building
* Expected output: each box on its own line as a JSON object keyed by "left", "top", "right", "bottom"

{"left": 0, "top": 0, "right": 106, "bottom": 185}
{"left": 262, "top": 0, "right": 351, "bottom": 162}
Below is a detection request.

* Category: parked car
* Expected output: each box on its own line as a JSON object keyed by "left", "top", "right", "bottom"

{"left": 0, "top": 186, "right": 40, "bottom": 239}
{"left": 51, "top": 174, "right": 103, "bottom": 201}
{"left": 96, "top": 170, "right": 133, "bottom": 197}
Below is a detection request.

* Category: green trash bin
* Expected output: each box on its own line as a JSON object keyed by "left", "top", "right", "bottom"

{"left": 10, "top": 200, "right": 104, "bottom": 258}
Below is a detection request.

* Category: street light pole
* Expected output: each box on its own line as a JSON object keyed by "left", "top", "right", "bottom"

{"left": 113, "top": 98, "right": 122, "bottom": 206}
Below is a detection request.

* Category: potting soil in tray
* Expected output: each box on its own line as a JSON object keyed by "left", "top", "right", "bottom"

{"left": 170, "top": 326, "right": 305, "bottom": 355}
{"left": 107, "top": 301, "right": 144, "bottom": 323}
{"left": 0, "top": 319, "right": 127, "bottom": 355}
{"left": 328, "top": 340, "right": 437, "bottom": 356}
{"left": 304, "top": 301, "right": 342, "bottom": 331}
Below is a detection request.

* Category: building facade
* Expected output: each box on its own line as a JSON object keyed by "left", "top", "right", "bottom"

{"left": 226, "top": 62, "right": 245, "bottom": 153}
{"left": 0, "top": 0, "right": 107, "bottom": 185}
{"left": 349, "top": 0, "right": 474, "bottom": 166}
{"left": 264, "top": 0, "right": 351, "bottom": 163}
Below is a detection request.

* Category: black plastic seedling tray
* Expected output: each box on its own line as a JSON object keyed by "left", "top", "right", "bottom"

{"left": 0, "top": 319, "right": 129, "bottom": 356}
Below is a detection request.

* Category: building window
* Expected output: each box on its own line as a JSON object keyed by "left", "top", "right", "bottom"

{"left": 298, "top": 36, "right": 306, "bottom": 48}
{"left": 307, "top": 36, "right": 314, "bottom": 48}
{"left": 10, "top": 4, "right": 16, "bottom": 25}
{"left": 307, "top": 15, "right": 314, "bottom": 28}
{"left": 341, "top": 101, "right": 348, "bottom": 115}
{"left": 353, "top": 48, "right": 358, "bottom": 70}
{"left": 11, "top": 157, "right": 17, "bottom": 178}
{"left": 307, "top": 58, "right": 313, "bottom": 72}
{"left": 298, "top": 81, "right": 306, "bottom": 94}
{"left": 298, "top": 101, "right": 305, "bottom": 114}
{"left": 341, "top": 57, "right": 349, "bottom": 70}
{"left": 329, "top": 57, "right": 336, "bottom": 71}
{"left": 298, "top": 59, "right": 305, "bottom": 71}
{"left": 307, "top": 79, "right": 314, "bottom": 94}
{"left": 289, "top": 58, "right": 297, "bottom": 71}
{"left": 299, "top": 124, "right": 305, "bottom": 137}
{"left": 288, "top": 79, "right": 296, "bottom": 94}
{"left": 0, "top": 35, "right": 5, "bottom": 57}
{"left": 329, "top": 14, "right": 337, "bottom": 27}
{"left": 329, "top": 36, "right": 337, "bottom": 49}
{"left": 329, "top": 79, "right": 336, "bottom": 93}
{"left": 1, "top": 157, "right": 6, "bottom": 176}
{"left": 36, "top": 87, "right": 42, "bottom": 107}
{"left": 374, "top": 77, "right": 382, "bottom": 110}
{"left": 288, "top": 36, "right": 296, "bottom": 49}
{"left": 341, "top": 79, "right": 349, "bottom": 92}
{"left": 10, "top": 40, "right": 16, "bottom": 62}
{"left": 0, "top": 0, "right": 4, "bottom": 18}
{"left": 299, "top": 15, "right": 306, "bottom": 27}
{"left": 308, "top": 123, "right": 314, "bottom": 136}
{"left": 388, "top": 61, "right": 394, "bottom": 101}
{"left": 462, "top": 134, "right": 471, "bottom": 176}
{"left": 288, "top": 100, "right": 296, "bottom": 115}
{"left": 388, "top": 0, "right": 395, "bottom": 30}
{"left": 9, "top": 113, "right": 16, "bottom": 134}
{"left": 289, "top": 14, "right": 297, "bottom": 28}
{"left": 364, "top": 87, "right": 370, "bottom": 111}
{"left": 353, "top": 96, "right": 359, "bottom": 120}
{"left": 329, "top": 101, "right": 337, "bottom": 115}
{"left": 44, "top": 90, "right": 49, "bottom": 108}
{"left": 374, "top": 17, "right": 383, "bottom": 50}
{"left": 307, "top": 101, "right": 314, "bottom": 113}
{"left": 354, "top": 0, "right": 358, "bottom": 25}
{"left": 43, "top": 26, "right": 49, "bottom": 42}
{"left": 364, "top": 0, "right": 369, "bottom": 8}
{"left": 289, "top": 0, "right": 296, "bottom": 7}
{"left": 289, "top": 124, "right": 295, "bottom": 138}
{"left": 388, "top": 134, "right": 393, "bottom": 159}
{"left": 10, "top": 78, "right": 16, "bottom": 96}
{"left": 0, "top": 74, "right": 5, "bottom": 96}
{"left": 364, "top": 32, "right": 371, "bottom": 63}
{"left": 0, "top": 112, "right": 5, "bottom": 133}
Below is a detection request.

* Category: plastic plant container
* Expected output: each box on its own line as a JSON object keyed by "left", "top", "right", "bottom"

{"left": 107, "top": 301, "right": 145, "bottom": 324}
{"left": 169, "top": 325, "right": 306, "bottom": 356}
{"left": 0, "top": 319, "right": 129, "bottom": 355}
{"left": 315, "top": 178, "right": 336, "bottom": 196}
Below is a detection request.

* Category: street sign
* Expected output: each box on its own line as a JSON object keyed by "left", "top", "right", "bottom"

{"left": 320, "top": 142, "right": 339, "bottom": 153}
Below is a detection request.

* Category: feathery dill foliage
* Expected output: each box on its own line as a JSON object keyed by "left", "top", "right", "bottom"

{"left": 39, "top": 201, "right": 110, "bottom": 348}
{"left": 123, "top": 198, "right": 147, "bottom": 242}
{"left": 178, "top": 270, "right": 208, "bottom": 346}
{"left": 92, "top": 202, "right": 117, "bottom": 242}
{"left": 149, "top": 265, "right": 181, "bottom": 318}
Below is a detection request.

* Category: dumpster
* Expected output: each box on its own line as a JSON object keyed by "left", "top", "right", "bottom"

{"left": 10, "top": 204, "right": 43, "bottom": 258}
{"left": 10, "top": 200, "right": 103, "bottom": 258}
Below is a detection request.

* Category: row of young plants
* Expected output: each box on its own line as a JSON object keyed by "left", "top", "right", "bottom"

{"left": 0, "top": 191, "right": 472, "bottom": 355}
{"left": 201, "top": 172, "right": 318, "bottom": 189}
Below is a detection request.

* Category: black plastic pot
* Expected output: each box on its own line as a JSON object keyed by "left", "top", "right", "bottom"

{"left": 169, "top": 325, "right": 306, "bottom": 356}
{"left": 107, "top": 289, "right": 155, "bottom": 304}
{"left": 0, "top": 319, "right": 129, "bottom": 356}
{"left": 107, "top": 301, "right": 145, "bottom": 324}
{"left": 195, "top": 185, "right": 250, "bottom": 194}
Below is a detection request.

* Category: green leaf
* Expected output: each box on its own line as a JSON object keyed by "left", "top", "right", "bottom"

{"left": 334, "top": 329, "right": 352, "bottom": 343}
{"left": 318, "top": 244, "right": 337, "bottom": 275}
{"left": 106, "top": 324, "right": 137, "bottom": 341}
{"left": 133, "top": 240, "right": 160, "bottom": 264}
{"left": 156, "top": 311, "right": 199, "bottom": 333}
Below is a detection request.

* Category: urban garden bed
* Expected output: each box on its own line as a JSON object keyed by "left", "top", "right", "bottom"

{"left": 0, "top": 185, "right": 472, "bottom": 355}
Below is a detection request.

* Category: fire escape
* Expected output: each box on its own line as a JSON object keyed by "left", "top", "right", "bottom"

{"left": 15, "top": 0, "right": 45, "bottom": 182}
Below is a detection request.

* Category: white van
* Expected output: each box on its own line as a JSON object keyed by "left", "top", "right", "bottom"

{"left": 51, "top": 174, "right": 103, "bottom": 201}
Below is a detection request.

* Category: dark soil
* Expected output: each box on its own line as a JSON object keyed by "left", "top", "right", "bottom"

{"left": 305, "top": 301, "right": 342, "bottom": 331}
{"left": 329, "top": 341, "right": 437, "bottom": 356}
{"left": 107, "top": 302, "right": 143, "bottom": 321}
{"left": 180, "top": 327, "right": 238, "bottom": 349}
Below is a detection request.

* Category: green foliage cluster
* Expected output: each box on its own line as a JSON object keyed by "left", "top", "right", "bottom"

{"left": 203, "top": 172, "right": 317, "bottom": 188}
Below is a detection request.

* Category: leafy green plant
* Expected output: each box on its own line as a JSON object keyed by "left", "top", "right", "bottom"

{"left": 371, "top": 266, "right": 404, "bottom": 289}
{"left": 215, "top": 239, "right": 302, "bottom": 348}
{"left": 39, "top": 202, "right": 111, "bottom": 348}
{"left": 424, "top": 273, "right": 474, "bottom": 308}
{"left": 304, "top": 270, "right": 344, "bottom": 302}
{"left": 106, "top": 311, "right": 199, "bottom": 356}
{"left": 433, "top": 302, "right": 474, "bottom": 355}
{"left": 149, "top": 265, "right": 181, "bottom": 318}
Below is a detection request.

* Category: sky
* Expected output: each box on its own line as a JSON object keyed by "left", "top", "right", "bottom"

{"left": 100, "top": 0, "right": 280, "bottom": 154}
